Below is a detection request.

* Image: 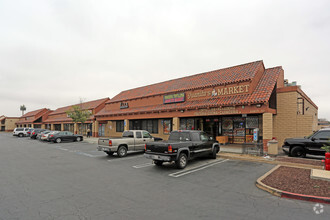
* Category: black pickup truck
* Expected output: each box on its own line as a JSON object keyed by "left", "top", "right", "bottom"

{"left": 282, "top": 128, "right": 330, "bottom": 157}
{"left": 144, "top": 130, "right": 220, "bottom": 169}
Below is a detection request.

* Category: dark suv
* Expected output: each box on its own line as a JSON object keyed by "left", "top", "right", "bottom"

{"left": 282, "top": 128, "right": 330, "bottom": 157}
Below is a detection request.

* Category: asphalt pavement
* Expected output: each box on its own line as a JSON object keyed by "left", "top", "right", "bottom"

{"left": 0, "top": 132, "right": 328, "bottom": 220}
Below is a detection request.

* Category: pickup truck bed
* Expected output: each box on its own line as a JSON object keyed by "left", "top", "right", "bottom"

{"left": 98, "top": 130, "right": 159, "bottom": 157}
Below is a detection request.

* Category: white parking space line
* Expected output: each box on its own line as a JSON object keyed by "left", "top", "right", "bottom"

{"left": 107, "top": 155, "right": 144, "bottom": 162}
{"left": 169, "top": 159, "right": 229, "bottom": 178}
{"left": 76, "top": 152, "right": 102, "bottom": 158}
{"left": 132, "top": 163, "right": 154, "bottom": 169}
{"left": 53, "top": 146, "right": 104, "bottom": 158}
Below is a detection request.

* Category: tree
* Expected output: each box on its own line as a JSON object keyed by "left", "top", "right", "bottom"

{"left": 20, "top": 105, "right": 26, "bottom": 116}
{"left": 322, "top": 142, "right": 330, "bottom": 153}
{"left": 66, "top": 105, "right": 92, "bottom": 135}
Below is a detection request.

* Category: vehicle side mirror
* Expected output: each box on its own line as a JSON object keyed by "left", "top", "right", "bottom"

{"left": 311, "top": 137, "right": 316, "bottom": 141}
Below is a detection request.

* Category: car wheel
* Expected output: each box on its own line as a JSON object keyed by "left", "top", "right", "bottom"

{"left": 18, "top": 133, "right": 23, "bottom": 138}
{"left": 55, "top": 138, "right": 62, "bottom": 143}
{"left": 106, "top": 152, "right": 114, "bottom": 156}
{"left": 176, "top": 153, "right": 188, "bottom": 169}
{"left": 117, "top": 146, "right": 127, "bottom": 157}
{"left": 210, "top": 147, "right": 218, "bottom": 159}
{"left": 290, "top": 146, "right": 306, "bottom": 158}
{"left": 153, "top": 160, "right": 163, "bottom": 166}
{"left": 76, "top": 137, "right": 81, "bottom": 142}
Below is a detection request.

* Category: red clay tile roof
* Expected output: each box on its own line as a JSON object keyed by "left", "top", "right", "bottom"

{"left": 16, "top": 119, "right": 36, "bottom": 124}
{"left": 16, "top": 108, "right": 50, "bottom": 124}
{"left": 96, "top": 67, "right": 282, "bottom": 117}
{"left": 108, "top": 60, "right": 265, "bottom": 103}
{"left": 43, "top": 115, "right": 94, "bottom": 123}
{"left": 49, "top": 98, "right": 109, "bottom": 115}
{"left": 20, "top": 108, "right": 48, "bottom": 118}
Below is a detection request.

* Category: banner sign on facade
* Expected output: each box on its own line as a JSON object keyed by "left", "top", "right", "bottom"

{"left": 163, "top": 93, "right": 185, "bottom": 104}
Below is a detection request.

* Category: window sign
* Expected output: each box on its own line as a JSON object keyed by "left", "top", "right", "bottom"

{"left": 163, "top": 93, "right": 185, "bottom": 104}
{"left": 163, "top": 119, "right": 172, "bottom": 134}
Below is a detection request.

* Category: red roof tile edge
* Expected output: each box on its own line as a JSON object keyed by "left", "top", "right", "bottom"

{"left": 108, "top": 60, "right": 264, "bottom": 103}
{"left": 96, "top": 66, "right": 281, "bottom": 117}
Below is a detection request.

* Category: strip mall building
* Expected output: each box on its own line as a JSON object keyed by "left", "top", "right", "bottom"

{"left": 95, "top": 61, "right": 318, "bottom": 151}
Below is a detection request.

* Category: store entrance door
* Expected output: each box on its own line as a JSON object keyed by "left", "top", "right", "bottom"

{"left": 233, "top": 118, "right": 246, "bottom": 143}
{"left": 203, "top": 118, "right": 219, "bottom": 139}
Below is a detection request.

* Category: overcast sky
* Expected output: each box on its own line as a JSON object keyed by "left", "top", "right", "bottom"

{"left": 0, "top": 0, "right": 329, "bottom": 119}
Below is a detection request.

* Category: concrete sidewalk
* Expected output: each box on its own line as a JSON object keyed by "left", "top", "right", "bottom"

{"left": 218, "top": 152, "right": 323, "bottom": 169}
{"left": 83, "top": 137, "right": 99, "bottom": 144}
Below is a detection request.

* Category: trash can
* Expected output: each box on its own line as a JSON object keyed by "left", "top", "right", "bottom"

{"left": 267, "top": 140, "right": 278, "bottom": 155}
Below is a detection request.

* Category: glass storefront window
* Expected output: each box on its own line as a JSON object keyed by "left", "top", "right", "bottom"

{"left": 220, "top": 115, "right": 260, "bottom": 144}
{"left": 129, "top": 119, "right": 158, "bottom": 134}
{"left": 116, "top": 121, "right": 124, "bottom": 132}
{"left": 163, "top": 119, "right": 172, "bottom": 134}
{"left": 180, "top": 118, "right": 198, "bottom": 130}
{"left": 64, "top": 124, "right": 74, "bottom": 133}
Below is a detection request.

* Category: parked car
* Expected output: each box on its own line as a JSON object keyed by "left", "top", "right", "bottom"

{"left": 38, "top": 130, "right": 51, "bottom": 140}
{"left": 30, "top": 129, "right": 47, "bottom": 139}
{"left": 145, "top": 130, "right": 220, "bottom": 169}
{"left": 97, "top": 130, "right": 162, "bottom": 157}
{"left": 26, "top": 128, "right": 34, "bottom": 137}
{"left": 13, "top": 128, "right": 30, "bottom": 137}
{"left": 42, "top": 131, "right": 59, "bottom": 141}
{"left": 282, "top": 128, "right": 330, "bottom": 157}
{"left": 49, "top": 131, "right": 83, "bottom": 143}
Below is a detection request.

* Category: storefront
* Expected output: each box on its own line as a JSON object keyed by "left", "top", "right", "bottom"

{"left": 95, "top": 60, "right": 318, "bottom": 152}
{"left": 43, "top": 98, "right": 109, "bottom": 136}
{"left": 178, "top": 115, "right": 261, "bottom": 144}
{"left": 16, "top": 108, "right": 52, "bottom": 128}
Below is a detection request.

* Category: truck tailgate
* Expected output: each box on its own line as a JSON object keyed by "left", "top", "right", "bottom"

{"left": 146, "top": 142, "right": 169, "bottom": 153}
{"left": 98, "top": 138, "right": 109, "bottom": 145}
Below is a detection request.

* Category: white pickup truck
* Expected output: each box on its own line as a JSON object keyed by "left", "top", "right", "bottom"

{"left": 97, "top": 130, "right": 161, "bottom": 157}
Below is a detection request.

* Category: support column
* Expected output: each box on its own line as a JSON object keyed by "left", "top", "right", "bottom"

{"left": 74, "top": 123, "right": 78, "bottom": 134}
{"left": 61, "top": 123, "right": 64, "bottom": 131}
{"left": 172, "top": 117, "right": 180, "bottom": 131}
{"left": 51, "top": 124, "right": 54, "bottom": 131}
{"left": 93, "top": 121, "right": 99, "bottom": 137}
{"left": 41, "top": 124, "right": 45, "bottom": 129}
{"left": 124, "top": 119, "right": 129, "bottom": 131}
{"left": 262, "top": 113, "right": 273, "bottom": 154}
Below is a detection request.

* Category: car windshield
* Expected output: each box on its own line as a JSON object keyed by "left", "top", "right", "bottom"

{"left": 305, "top": 132, "right": 315, "bottom": 138}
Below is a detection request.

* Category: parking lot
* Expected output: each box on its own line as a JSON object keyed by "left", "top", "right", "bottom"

{"left": 0, "top": 132, "right": 328, "bottom": 220}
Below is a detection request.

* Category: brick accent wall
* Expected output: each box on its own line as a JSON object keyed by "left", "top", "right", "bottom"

{"left": 274, "top": 87, "right": 318, "bottom": 147}
{"left": 3, "top": 118, "right": 19, "bottom": 131}
{"left": 262, "top": 113, "right": 273, "bottom": 152}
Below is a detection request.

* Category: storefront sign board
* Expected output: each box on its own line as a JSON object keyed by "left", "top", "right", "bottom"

{"left": 164, "top": 93, "right": 185, "bottom": 104}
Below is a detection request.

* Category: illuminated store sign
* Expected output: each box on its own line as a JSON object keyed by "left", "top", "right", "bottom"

{"left": 164, "top": 93, "right": 185, "bottom": 104}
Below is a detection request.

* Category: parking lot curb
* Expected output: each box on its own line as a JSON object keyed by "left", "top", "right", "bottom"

{"left": 256, "top": 165, "right": 330, "bottom": 205}
{"left": 218, "top": 153, "right": 322, "bottom": 169}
